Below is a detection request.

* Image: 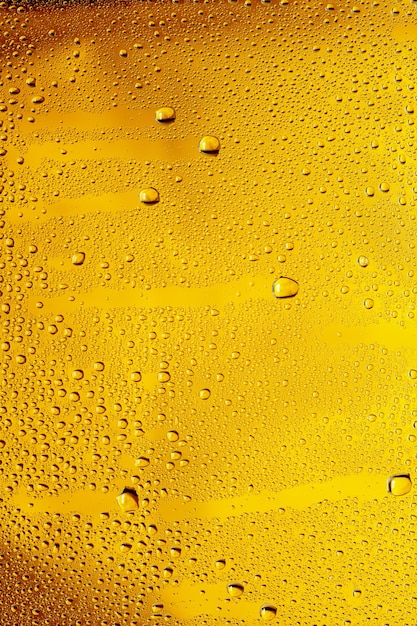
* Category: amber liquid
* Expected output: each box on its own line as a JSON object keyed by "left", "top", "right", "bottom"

{"left": 0, "top": 0, "right": 416, "bottom": 624}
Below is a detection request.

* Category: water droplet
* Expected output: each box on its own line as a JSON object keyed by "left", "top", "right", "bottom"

{"left": 139, "top": 188, "right": 159, "bottom": 204}
{"left": 379, "top": 182, "right": 390, "bottom": 192}
{"left": 135, "top": 457, "right": 150, "bottom": 468}
{"left": 94, "top": 361, "right": 105, "bottom": 371}
{"left": 119, "top": 543, "right": 132, "bottom": 552}
{"left": 367, "top": 413, "right": 377, "bottom": 422}
{"left": 260, "top": 605, "right": 278, "bottom": 621}
{"left": 72, "top": 251, "right": 85, "bottom": 266}
{"left": 155, "top": 106, "right": 176, "bottom": 122}
{"left": 130, "top": 371, "right": 142, "bottom": 382}
{"left": 199, "top": 135, "right": 220, "bottom": 154}
{"left": 119, "top": 49, "right": 128, "bottom": 57}
{"left": 388, "top": 474, "right": 412, "bottom": 496}
{"left": 365, "top": 186, "right": 375, "bottom": 197}
{"left": 358, "top": 256, "right": 369, "bottom": 267}
{"left": 71, "top": 369, "right": 84, "bottom": 380}
{"left": 364, "top": 298, "right": 374, "bottom": 309}
{"left": 116, "top": 487, "right": 139, "bottom": 512}
{"left": 215, "top": 559, "right": 226, "bottom": 569}
{"left": 272, "top": 276, "right": 299, "bottom": 298}
{"left": 199, "top": 388, "right": 211, "bottom": 400}
{"left": 158, "top": 371, "right": 171, "bottom": 383}
{"left": 166, "top": 430, "right": 179, "bottom": 442}
{"left": 227, "top": 582, "right": 244, "bottom": 597}
{"left": 409, "top": 369, "right": 417, "bottom": 379}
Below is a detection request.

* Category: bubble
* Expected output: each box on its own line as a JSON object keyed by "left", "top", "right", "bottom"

{"left": 272, "top": 277, "right": 299, "bottom": 298}
{"left": 388, "top": 474, "right": 412, "bottom": 496}
{"left": 139, "top": 188, "right": 159, "bottom": 204}
{"left": 199, "top": 135, "right": 220, "bottom": 154}
{"left": 260, "top": 605, "right": 278, "bottom": 621}
{"left": 358, "top": 256, "right": 369, "bottom": 267}
{"left": 72, "top": 252, "right": 86, "bottom": 266}
{"left": 227, "top": 582, "right": 244, "bottom": 597}
{"left": 155, "top": 106, "right": 176, "bottom": 122}
{"left": 199, "top": 388, "right": 211, "bottom": 400}
{"left": 364, "top": 298, "right": 374, "bottom": 309}
{"left": 116, "top": 487, "right": 139, "bottom": 512}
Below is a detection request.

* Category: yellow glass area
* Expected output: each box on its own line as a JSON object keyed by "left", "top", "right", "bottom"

{"left": 0, "top": 0, "right": 416, "bottom": 624}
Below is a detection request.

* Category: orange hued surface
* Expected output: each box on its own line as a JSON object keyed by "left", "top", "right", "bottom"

{"left": 0, "top": 0, "right": 416, "bottom": 624}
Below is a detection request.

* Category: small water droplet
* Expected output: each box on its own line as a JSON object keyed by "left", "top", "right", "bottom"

{"left": 365, "top": 186, "right": 375, "bottom": 197}
{"left": 364, "top": 298, "right": 374, "bottom": 309}
{"left": 409, "top": 369, "right": 417, "bottom": 379}
{"left": 358, "top": 256, "right": 369, "bottom": 267}
{"left": 130, "top": 371, "right": 142, "bottom": 382}
{"left": 166, "top": 430, "right": 179, "bottom": 442}
{"left": 215, "top": 559, "right": 226, "bottom": 570}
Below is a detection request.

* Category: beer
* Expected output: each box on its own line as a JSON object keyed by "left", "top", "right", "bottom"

{"left": 0, "top": 0, "right": 416, "bottom": 623}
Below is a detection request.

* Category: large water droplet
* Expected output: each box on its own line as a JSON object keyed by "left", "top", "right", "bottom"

{"left": 155, "top": 106, "right": 176, "bottom": 122}
{"left": 388, "top": 474, "right": 412, "bottom": 496}
{"left": 139, "top": 188, "right": 160, "bottom": 204}
{"left": 260, "top": 605, "right": 278, "bottom": 621}
{"left": 272, "top": 277, "right": 299, "bottom": 298}
{"left": 116, "top": 487, "right": 139, "bottom": 512}
{"left": 227, "top": 582, "right": 244, "bottom": 597}
{"left": 199, "top": 135, "right": 220, "bottom": 154}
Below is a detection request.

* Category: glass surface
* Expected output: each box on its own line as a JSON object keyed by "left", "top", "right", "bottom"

{"left": 0, "top": 0, "right": 416, "bottom": 624}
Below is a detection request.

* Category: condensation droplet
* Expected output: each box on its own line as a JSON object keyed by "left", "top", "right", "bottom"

{"left": 155, "top": 106, "right": 176, "bottom": 122}
{"left": 72, "top": 251, "right": 86, "bottom": 266}
{"left": 388, "top": 474, "right": 412, "bottom": 496}
{"left": 260, "top": 605, "right": 278, "bottom": 621}
{"left": 199, "top": 135, "right": 220, "bottom": 154}
{"left": 272, "top": 276, "right": 299, "bottom": 298}
{"left": 364, "top": 298, "right": 374, "bottom": 309}
{"left": 199, "top": 388, "right": 211, "bottom": 400}
{"left": 227, "top": 582, "right": 244, "bottom": 597}
{"left": 116, "top": 487, "right": 139, "bottom": 512}
{"left": 139, "top": 188, "right": 160, "bottom": 204}
{"left": 358, "top": 256, "right": 369, "bottom": 267}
